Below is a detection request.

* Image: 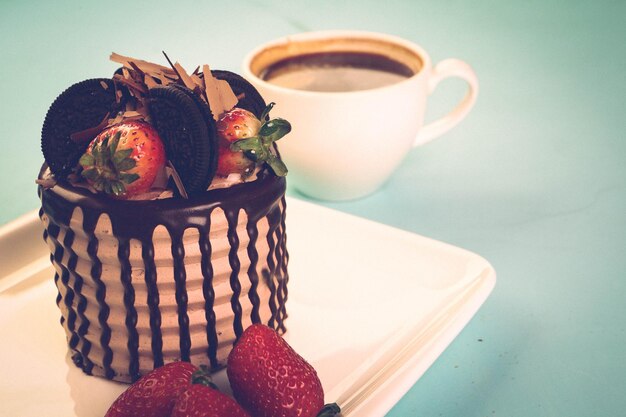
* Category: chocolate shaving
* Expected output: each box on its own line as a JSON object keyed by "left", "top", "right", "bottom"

{"left": 126, "top": 190, "right": 170, "bottom": 201}
{"left": 35, "top": 176, "right": 57, "bottom": 189}
{"left": 128, "top": 61, "right": 145, "bottom": 79}
{"left": 161, "top": 51, "right": 183, "bottom": 82}
{"left": 120, "top": 110, "right": 144, "bottom": 120}
{"left": 189, "top": 73, "right": 207, "bottom": 99}
{"left": 111, "top": 51, "right": 238, "bottom": 121}
{"left": 113, "top": 74, "right": 148, "bottom": 95}
{"left": 113, "top": 81, "right": 123, "bottom": 104}
{"left": 190, "top": 73, "right": 203, "bottom": 88}
{"left": 174, "top": 62, "right": 196, "bottom": 90}
{"left": 70, "top": 112, "right": 110, "bottom": 143}
{"left": 155, "top": 72, "right": 175, "bottom": 85}
{"left": 202, "top": 64, "right": 238, "bottom": 119}
{"left": 166, "top": 161, "right": 189, "bottom": 199}
{"left": 144, "top": 74, "right": 159, "bottom": 89}
{"left": 155, "top": 190, "right": 175, "bottom": 199}
{"left": 111, "top": 52, "right": 176, "bottom": 78}
{"left": 109, "top": 110, "right": 148, "bottom": 126}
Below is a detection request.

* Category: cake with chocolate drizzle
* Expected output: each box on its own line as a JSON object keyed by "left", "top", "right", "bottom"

{"left": 37, "top": 53, "right": 291, "bottom": 382}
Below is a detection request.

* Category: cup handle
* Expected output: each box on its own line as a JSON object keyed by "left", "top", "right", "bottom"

{"left": 414, "top": 58, "right": 479, "bottom": 147}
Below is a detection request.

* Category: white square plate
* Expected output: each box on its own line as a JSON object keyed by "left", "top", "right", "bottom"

{"left": 0, "top": 197, "right": 495, "bottom": 417}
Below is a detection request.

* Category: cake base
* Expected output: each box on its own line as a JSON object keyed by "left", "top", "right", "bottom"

{"left": 39, "top": 169, "right": 288, "bottom": 382}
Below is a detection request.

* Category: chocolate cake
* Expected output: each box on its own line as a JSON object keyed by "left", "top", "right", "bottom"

{"left": 37, "top": 54, "right": 290, "bottom": 382}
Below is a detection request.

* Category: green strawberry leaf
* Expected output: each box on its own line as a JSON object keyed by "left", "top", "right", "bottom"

{"left": 96, "top": 149, "right": 107, "bottom": 168}
{"left": 231, "top": 137, "right": 274, "bottom": 161}
{"left": 113, "top": 148, "right": 133, "bottom": 165}
{"left": 81, "top": 168, "right": 98, "bottom": 181}
{"left": 251, "top": 145, "right": 271, "bottom": 161}
{"left": 93, "top": 178, "right": 106, "bottom": 192}
{"left": 119, "top": 172, "right": 140, "bottom": 184}
{"left": 227, "top": 105, "right": 291, "bottom": 177}
{"left": 110, "top": 181, "right": 126, "bottom": 196}
{"left": 316, "top": 403, "right": 341, "bottom": 417}
{"left": 266, "top": 154, "right": 288, "bottom": 176}
{"left": 231, "top": 114, "right": 291, "bottom": 176}
{"left": 260, "top": 102, "right": 275, "bottom": 121}
{"left": 191, "top": 366, "right": 219, "bottom": 390}
{"left": 258, "top": 118, "right": 291, "bottom": 143}
{"left": 109, "top": 131, "right": 122, "bottom": 156}
{"left": 230, "top": 137, "right": 262, "bottom": 153}
{"left": 115, "top": 157, "right": 137, "bottom": 172}
{"left": 243, "top": 150, "right": 258, "bottom": 162}
{"left": 79, "top": 153, "right": 95, "bottom": 168}
{"left": 91, "top": 142, "right": 101, "bottom": 159}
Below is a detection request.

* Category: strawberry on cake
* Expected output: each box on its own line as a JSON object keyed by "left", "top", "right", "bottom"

{"left": 37, "top": 53, "right": 291, "bottom": 382}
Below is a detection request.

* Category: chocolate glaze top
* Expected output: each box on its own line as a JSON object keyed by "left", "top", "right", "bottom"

{"left": 40, "top": 167, "right": 286, "bottom": 242}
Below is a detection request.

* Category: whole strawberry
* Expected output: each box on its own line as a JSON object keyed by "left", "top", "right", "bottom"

{"left": 105, "top": 361, "right": 196, "bottom": 417}
{"left": 216, "top": 104, "right": 290, "bottom": 177}
{"left": 217, "top": 108, "right": 261, "bottom": 143}
{"left": 227, "top": 324, "right": 339, "bottom": 417}
{"left": 215, "top": 108, "right": 259, "bottom": 177}
{"left": 79, "top": 120, "right": 166, "bottom": 198}
{"left": 172, "top": 384, "right": 251, "bottom": 417}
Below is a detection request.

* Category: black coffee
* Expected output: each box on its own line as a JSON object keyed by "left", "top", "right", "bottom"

{"left": 260, "top": 52, "right": 414, "bottom": 92}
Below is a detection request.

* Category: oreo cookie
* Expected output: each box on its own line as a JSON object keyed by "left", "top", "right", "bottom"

{"left": 42, "top": 78, "right": 123, "bottom": 177}
{"left": 169, "top": 83, "right": 219, "bottom": 186}
{"left": 211, "top": 70, "right": 267, "bottom": 119}
{"left": 148, "top": 85, "right": 218, "bottom": 195}
{"left": 168, "top": 83, "right": 216, "bottom": 134}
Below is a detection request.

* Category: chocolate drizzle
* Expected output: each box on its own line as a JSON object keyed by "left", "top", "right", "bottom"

{"left": 41, "top": 210, "right": 64, "bottom": 323}
{"left": 118, "top": 237, "right": 140, "bottom": 380}
{"left": 83, "top": 212, "right": 115, "bottom": 379}
{"left": 262, "top": 268, "right": 278, "bottom": 329}
{"left": 171, "top": 232, "right": 191, "bottom": 362}
{"left": 64, "top": 227, "right": 94, "bottom": 375}
{"left": 246, "top": 220, "right": 261, "bottom": 324}
{"left": 199, "top": 226, "right": 219, "bottom": 369}
{"left": 274, "top": 226, "right": 286, "bottom": 332}
{"left": 142, "top": 240, "right": 163, "bottom": 368}
{"left": 264, "top": 205, "right": 281, "bottom": 329}
{"left": 226, "top": 208, "right": 244, "bottom": 340}
{"left": 48, "top": 224, "right": 80, "bottom": 349}
{"left": 276, "top": 196, "right": 289, "bottom": 332}
{"left": 39, "top": 167, "right": 288, "bottom": 381}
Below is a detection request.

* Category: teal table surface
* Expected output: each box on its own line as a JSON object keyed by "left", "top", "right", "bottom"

{"left": 1, "top": 1, "right": 625, "bottom": 416}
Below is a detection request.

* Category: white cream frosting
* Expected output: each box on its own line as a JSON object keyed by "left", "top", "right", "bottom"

{"left": 41, "top": 196, "right": 287, "bottom": 382}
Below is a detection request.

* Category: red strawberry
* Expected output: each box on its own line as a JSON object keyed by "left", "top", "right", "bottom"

{"left": 227, "top": 324, "right": 339, "bottom": 417}
{"left": 217, "top": 108, "right": 261, "bottom": 143}
{"left": 215, "top": 143, "right": 255, "bottom": 177}
{"left": 215, "top": 108, "right": 260, "bottom": 177}
{"left": 105, "top": 361, "right": 197, "bottom": 417}
{"left": 79, "top": 120, "right": 166, "bottom": 198}
{"left": 172, "top": 384, "right": 251, "bottom": 417}
{"left": 215, "top": 104, "right": 292, "bottom": 178}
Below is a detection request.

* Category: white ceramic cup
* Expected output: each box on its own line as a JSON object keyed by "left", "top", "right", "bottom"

{"left": 242, "top": 30, "right": 478, "bottom": 201}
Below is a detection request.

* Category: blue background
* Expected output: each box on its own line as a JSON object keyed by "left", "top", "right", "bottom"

{"left": 1, "top": 1, "right": 625, "bottom": 416}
